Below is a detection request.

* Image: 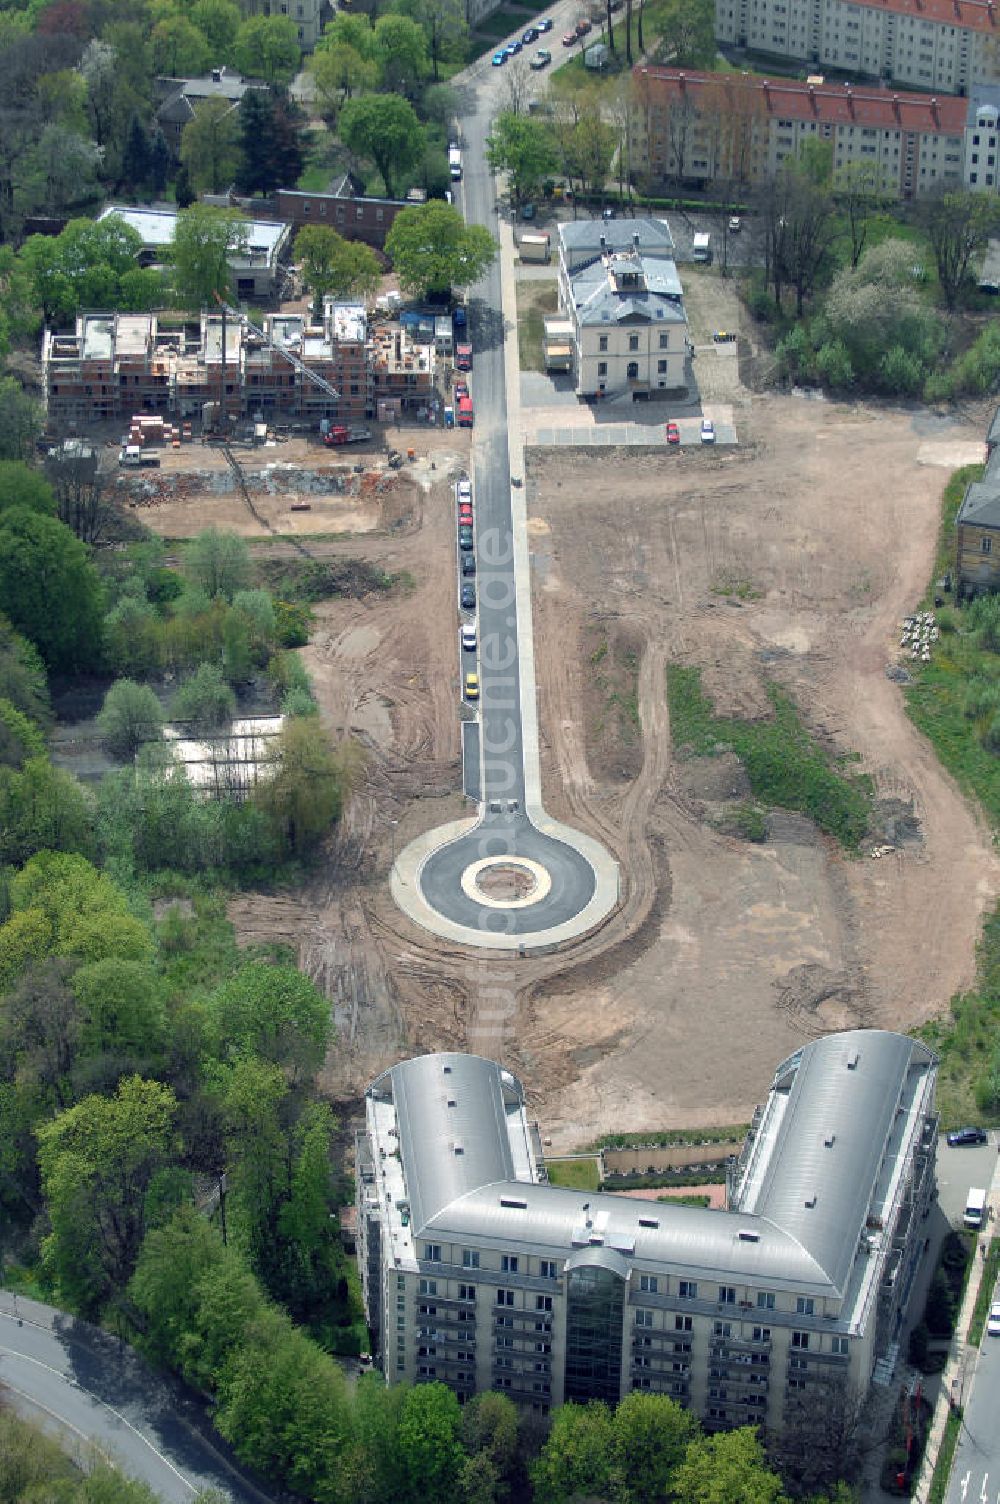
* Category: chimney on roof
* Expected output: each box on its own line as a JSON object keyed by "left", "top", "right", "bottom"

{"left": 600, "top": 233, "right": 607, "bottom": 250}
{"left": 893, "top": 93, "right": 901, "bottom": 121}
{"left": 846, "top": 82, "right": 855, "bottom": 119}
{"left": 763, "top": 79, "right": 771, "bottom": 106}
{"left": 808, "top": 83, "right": 818, "bottom": 116}
{"left": 633, "top": 231, "right": 640, "bottom": 249}
{"left": 930, "top": 95, "right": 940, "bottom": 124}
{"left": 211, "top": 67, "right": 223, "bottom": 82}
{"left": 678, "top": 71, "right": 686, "bottom": 93}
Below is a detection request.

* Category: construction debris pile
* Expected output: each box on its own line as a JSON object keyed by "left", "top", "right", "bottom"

{"left": 899, "top": 612, "right": 939, "bottom": 663}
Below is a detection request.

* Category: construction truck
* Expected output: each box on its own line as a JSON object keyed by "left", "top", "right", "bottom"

{"left": 323, "top": 424, "right": 373, "bottom": 447}
{"left": 119, "top": 445, "right": 160, "bottom": 468}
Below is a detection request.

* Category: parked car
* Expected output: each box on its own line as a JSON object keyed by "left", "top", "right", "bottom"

{"left": 522, "top": 25, "right": 538, "bottom": 42}
{"left": 529, "top": 48, "right": 552, "bottom": 68}
{"left": 461, "top": 554, "right": 476, "bottom": 576}
{"left": 988, "top": 1300, "right": 1000, "bottom": 1337}
{"left": 521, "top": 203, "right": 536, "bottom": 220}
{"left": 457, "top": 479, "right": 471, "bottom": 502}
{"left": 462, "top": 624, "right": 477, "bottom": 652}
{"left": 700, "top": 418, "right": 716, "bottom": 444}
{"left": 459, "top": 526, "right": 474, "bottom": 550}
{"left": 492, "top": 49, "right": 507, "bottom": 64}
{"left": 575, "top": 17, "right": 592, "bottom": 33}
{"left": 562, "top": 30, "right": 577, "bottom": 44}
{"left": 947, "top": 1126, "right": 988, "bottom": 1146}
{"left": 461, "top": 583, "right": 476, "bottom": 608}
{"left": 506, "top": 38, "right": 522, "bottom": 53}
{"left": 728, "top": 215, "right": 742, "bottom": 232}
{"left": 665, "top": 420, "right": 680, "bottom": 445}
{"left": 465, "top": 672, "right": 479, "bottom": 701}
{"left": 537, "top": 16, "right": 553, "bottom": 29}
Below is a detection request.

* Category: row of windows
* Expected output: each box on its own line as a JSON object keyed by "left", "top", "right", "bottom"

{"left": 424, "top": 1245, "right": 559, "bottom": 1279}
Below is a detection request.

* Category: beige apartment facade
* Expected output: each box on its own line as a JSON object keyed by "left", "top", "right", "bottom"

{"left": 357, "top": 1032, "right": 937, "bottom": 1433}
{"left": 239, "top": 0, "right": 322, "bottom": 50}
{"left": 630, "top": 68, "right": 969, "bottom": 199}
{"left": 715, "top": 0, "right": 1000, "bottom": 94}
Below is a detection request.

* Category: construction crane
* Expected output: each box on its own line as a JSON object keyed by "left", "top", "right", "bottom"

{"left": 211, "top": 292, "right": 340, "bottom": 409}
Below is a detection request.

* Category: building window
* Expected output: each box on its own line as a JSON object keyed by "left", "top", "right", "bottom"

{"left": 626, "top": 361, "right": 639, "bottom": 380}
{"left": 982, "top": 536, "right": 992, "bottom": 554}
{"left": 791, "top": 1331, "right": 810, "bottom": 1350}
{"left": 497, "top": 1289, "right": 514, "bottom": 1306}
{"left": 639, "top": 1275, "right": 658, "bottom": 1293}
{"left": 679, "top": 1281, "right": 698, "bottom": 1300}
{"left": 628, "top": 335, "right": 640, "bottom": 351}
{"left": 659, "top": 333, "right": 669, "bottom": 348}
{"left": 636, "top": 1308, "right": 654, "bottom": 1327}
{"left": 501, "top": 1255, "right": 519, "bottom": 1274}
{"left": 463, "top": 1250, "right": 480, "bottom": 1269}
{"left": 540, "top": 1260, "right": 558, "bottom": 1279}
{"left": 832, "top": 1336, "right": 849, "bottom": 1355}
{"left": 423, "top": 1244, "right": 442, "bottom": 1262}
{"left": 796, "top": 1297, "right": 814, "bottom": 1316}
{"left": 537, "top": 1295, "right": 553, "bottom": 1312}
{"left": 714, "top": 1321, "right": 732, "bottom": 1338}
{"left": 757, "top": 1292, "right": 775, "bottom": 1310}
{"left": 597, "top": 362, "right": 608, "bottom": 377}
{"left": 675, "top": 1314, "right": 693, "bottom": 1331}
{"left": 419, "top": 1279, "right": 437, "bottom": 1295}
{"left": 657, "top": 360, "right": 667, "bottom": 374}
{"left": 752, "top": 1326, "right": 771, "bottom": 1343}
{"left": 599, "top": 335, "right": 608, "bottom": 351}
{"left": 459, "top": 1284, "right": 476, "bottom": 1302}
{"left": 718, "top": 1287, "right": 736, "bottom": 1305}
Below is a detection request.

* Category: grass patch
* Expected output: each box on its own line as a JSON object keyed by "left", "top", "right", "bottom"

{"left": 710, "top": 569, "right": 763, "bottom": 601}
{"left": 656, "top": 1193, "right": 711, "bottom": 1207}
{"left": 588, "top": 626, "right": 642, "bottom": 762}
{"left": 667, "top": 665, "right": 873, "bottom": 848}
{"left": 516, "top": 277, "right": 559, "bottom": 373}
{"left": 546, "top": 1158, "right": 601, "bottom": 1191}
{"left": 917, "top": 905, "right": 1000, "bottom": 1127}
{"left": 926, "top": 1407, "right": 962, "bottom": 1504}
{"left": 968, "top": 1239, "right": 1000, "bottom": 1345}
{"left": 256, "top": 556, "right": 405, "bottom": 603}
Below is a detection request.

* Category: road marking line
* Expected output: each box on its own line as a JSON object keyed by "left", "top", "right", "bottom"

{"left": 0, "top": 1347, "right": 197, "bottom": 1495}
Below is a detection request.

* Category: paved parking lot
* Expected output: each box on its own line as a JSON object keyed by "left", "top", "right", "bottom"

{"left": 530, "top": 414, "right": 737, "bottom": 447}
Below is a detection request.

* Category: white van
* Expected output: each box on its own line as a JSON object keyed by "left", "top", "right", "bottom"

{"left": 964, "top": 1186, "right": 987, "bottom": 1229}
{"left": 448, "top": 146, "right": 462, "bottom": 181}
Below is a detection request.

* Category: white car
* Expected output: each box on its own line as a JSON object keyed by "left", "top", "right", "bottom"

{"left": 988, "top": 1300, "right": 1000, "bottom": 1337}
{"left": 728, "top": 215, "right": 742, "bottom": 233}
{"left": 700, "top": 418, "right": 716, "bottom": 444}
{"left": 457, "top": 479, "right": 472, "bottom": 502}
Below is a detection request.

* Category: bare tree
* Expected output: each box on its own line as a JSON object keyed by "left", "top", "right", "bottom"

{"left": 839, "top": 160, "right": 881, "bottom": 269}
{"left": 46, "top": 448, "right": 113, "bottom": 546}
{"left": 769, "top": 1373, "right": 866, "bottom": 1497}
{"left": 915, "top": 185, "right": 1000, "bottom": 310}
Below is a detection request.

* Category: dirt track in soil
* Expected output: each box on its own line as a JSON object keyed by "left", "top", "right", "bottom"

{"left": 188, "top": 306, "right": 1000, "bottom": 1149}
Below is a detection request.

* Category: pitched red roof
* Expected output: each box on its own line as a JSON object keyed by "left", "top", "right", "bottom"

{"left": 862, "top": 0, "right": 998, "bottom": 36}
{"left": 633, "top": 67, "right": 969, "bottom": 134}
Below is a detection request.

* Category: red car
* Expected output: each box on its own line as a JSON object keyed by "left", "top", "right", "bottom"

{"left": 459, "top": 504, "right": 473, "bottom": 522}
{"left": 454, "top": 380, "right": 469, "bottom": 400}
{"left": 562, "top": 30, "right": 576, "bottom": 44}
{"left": 666, "top": 421, "right": 680, "bottom": 445}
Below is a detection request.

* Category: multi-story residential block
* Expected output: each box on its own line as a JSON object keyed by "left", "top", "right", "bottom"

{"left": 41, "top": 301, "right": 434, "bottom": 429}
{"left": 631, "top": 68, "right": 970, "bottom": 199}
{"left": 714, "top": 0, "right": 1000, "bottom": 96}
{"left": 97, "top": 206, "right": 291, "bottom": 301}
{"left": 239, "top": 0, "right": 322, "bottom": 49}
{"left": 963, "top": 83, "right": 1000, "bottom": 188}
{"left": 356, "top": 1031, "right": 937, "bottom": 1431}
{"left": 554, "top": 219, "right": 688, "bottom": 399}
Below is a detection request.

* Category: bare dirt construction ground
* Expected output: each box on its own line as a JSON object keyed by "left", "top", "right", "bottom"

{"left": 524, "top": 388, "right": 1000, "bottom": 1149}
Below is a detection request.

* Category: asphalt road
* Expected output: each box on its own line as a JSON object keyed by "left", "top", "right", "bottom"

{"left": 0, "top": 1295, "right": 270, "bottom": 1504}
{"left": 945, "top": 1318, "right": 1000, "bottom": 1504}
{"left": 417, "top": 42, "right": 601, "bottom": 937}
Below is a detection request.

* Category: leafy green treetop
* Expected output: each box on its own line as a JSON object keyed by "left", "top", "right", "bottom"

{"left": 385, "top": 201, "right": 496, "bottom": 296}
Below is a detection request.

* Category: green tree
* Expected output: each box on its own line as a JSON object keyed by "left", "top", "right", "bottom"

{"left": 373, "top": 13, "right": 428, "bottom": 95}
{"left": 309, "top": 42, "right": 378, "bottom": 123}
{"left": 151, "top": 14, "right": 212, "bottom": 78}
{"left": 294, "top": 225, "right": 381, "bottom": 318}
{"left": 651, "top": 0, "right": 717, "bottom": 65}
{"left": 206, "top": 960, "right": 330, "bottom": 1077}
{"left": 191, "top": 0, "right": 242, "bottom": 58}
{"left": 0, "top": 378, "right": 44, "bottom": 462}
{"left": 180, "top": 97, "right": 242, "bottom": 195}
{"left": 0, "top": 958, "right": 80, "bottom": 1109}
{"left": 339, "top": 94, "right": 426, "bottom": 199}
{"left": 97, "top": 680, "right": 164, "bottom": 760}
{"left": 671, "top": 1428, "right": 786, "bottom": 1504}
{"left": 253, "top": 716, "right": 350, "bottom": 858}
{"left": 170, "top": 205, "right": 249, "bottom": 308}
{"left": 0, "top": 757, "right": 92, "bottom": 867}
{"left": 611, "top": 1390, "right": 698, "bottom": 1502}
{"left": 461, "top": 1392, "right": 518, "bottom": 1498}
{"left": 71, "top": 958, "right": 166, "bottom": 1060}
{"left": 0, "top": 697, "right": 46, "bottom": 768}
{"left": 183, "top": 528, "right": 252, "bottom": 600}
{"left": 916, "top": 186, "right": 1000, "bottom": 311}
{"left": 233, "top": 15, "right": 300, "bottom": 84}
{"left": 385, "top": 200, "right": 496, "bottom": 297}
{"left": 173, "top": 662, "right": 236, "bottom": 733}
{"left": 236, "top": 90, "right": 305, "bottom": 196}
{"left": 486, "top": 112, "right": 559, "bottom": 204}
{"left": 127, "top": 1204, "right": 232, "bottom": 1373}
{"left": 395, "top": 0, "right": 468, "bottom": 80}
{"left": 19, "top": 215, "right": 146, "bottom": 325}
{"left": 0, "top": 510, "right": 104, "bottom": 674}
{"left": 0, "top": 462, "right": 56, "bottom": 519}
{"left": 37, "top": 1075, "right": 177, "bottom": 1312}
{"left": 531, "top": 1401, "right": 615, "bottom": 1504}
{"left": 0, "top": 616, "right": 50, "bottom": 729}
{"left": 398, "top": 1383, "right": 466, "bottom": 1504}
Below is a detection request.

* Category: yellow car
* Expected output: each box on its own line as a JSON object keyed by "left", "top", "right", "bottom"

{"left": 465, "top": 673, "right": 480, "bottom": 701}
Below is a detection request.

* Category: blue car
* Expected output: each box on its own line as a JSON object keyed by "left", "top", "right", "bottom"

{"left": 506, "top": 38, "right": 522, "bottom": 53}
{"left": 522, "top": 25, "right": 538, "bottom": 42}
{"left": 537, "top": 16, "right": 553, "bottom": 29}
{"left": 492, "top": 49, "right": 507, "bottom": 64}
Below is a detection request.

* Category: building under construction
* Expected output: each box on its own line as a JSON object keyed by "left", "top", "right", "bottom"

{"left": 42, "top": 300, "right": 436, "bottom": 431}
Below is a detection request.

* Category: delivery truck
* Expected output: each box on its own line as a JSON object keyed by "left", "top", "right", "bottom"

{"left": 457, "top": 394, "right": 474, "bottom": 428}
{"left": 519, "top": 232, "right": 551, "bottom": 264}
{"left": 323, "top": 425, "right": 372, "bottom": 446}
{"left": 448, "top": 145, "right": 462, "bottom": 181}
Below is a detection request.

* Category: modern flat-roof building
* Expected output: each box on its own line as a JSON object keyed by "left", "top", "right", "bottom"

{"left": 714, "top": 0, "right": 1000, "bottom": 95}
{"left": 555, "top": 218, "right": 688, "bottom": 399}
{"left": 41, "top": 300, "right": 434, "bottom": 428}
{"left": 96, "top": 206, "right": 291, "bottom": 300}
{"left": 357, "top": 1031, "right": 937, "bottom": 1430}
{"left": 630, "top": 69, "right": 970, "bottom": 200}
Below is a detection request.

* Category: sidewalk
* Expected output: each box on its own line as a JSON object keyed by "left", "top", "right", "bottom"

{"left": 910, "top": 1155, "right": 1000, "bottom": 1502}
